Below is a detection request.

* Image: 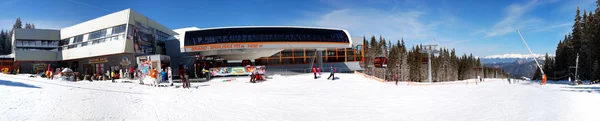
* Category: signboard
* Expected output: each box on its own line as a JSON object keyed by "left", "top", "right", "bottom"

{"left": 120, "top": 56, "right": 131, "bottom": 67}
{"left": 185, "top": 43, "right": 264, "bottom": 51}
{"left": 32, "top": 63, "right": 47, "bottom": 73}
{"left": 89, "top": 58, "right": 108, "bottom": 64}
{"left": 210, "top": 66, "right": 266, "bottom": 76}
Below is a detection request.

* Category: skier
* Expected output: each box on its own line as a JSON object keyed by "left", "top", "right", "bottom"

{"left": 111, "top": 70, "right": 116, "bottom": 83}
{"left": 179, "top": 64, "right": 186, "bottom": 88}
{"left": 508, "top": 78, "right": 511, "bottom": 84}
{"left": 327, "top": 66, "right": 335, "bottom": 80}
{"left": 184, "top": 66, "right": 191, "bottom": 88}
{"left": 394, "top": 74, "right": 399, "bottom": 85}
{"left": 317, "top": 67, "right": 321, "bottom": 75}
{"left": 150, "top": 67, "right": 158, "bottom": 87}
{"left": 312, "top": 66, "right": 317, "bottom": 79}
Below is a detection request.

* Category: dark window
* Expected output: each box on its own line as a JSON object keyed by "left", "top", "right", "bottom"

{"left": 88, "top": 30, "right": 106, "bottom": 40}
{"left": 184, "top": 28, "right": 350, "bottom": 46}
{"left": 112, "top": 25, "right": 126, "bottom": 35}
{"left": 60, "top": 38, "right": 69, "bottom": 46}
{"left": 74, "top": 35, "right": 84, "bottom": 43}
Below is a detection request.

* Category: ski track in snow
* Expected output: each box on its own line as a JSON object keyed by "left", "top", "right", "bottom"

{"left": 1, "top": 73, "right": 600, "bottom": 121}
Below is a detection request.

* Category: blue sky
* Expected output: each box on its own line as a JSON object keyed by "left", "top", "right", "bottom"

{"left": 0, "top": 0, "right": 597, "bottom": 57}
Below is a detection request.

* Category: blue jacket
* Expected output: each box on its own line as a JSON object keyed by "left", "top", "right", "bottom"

{"left": 330, "top": 68, "right": 334, "bottom": 73}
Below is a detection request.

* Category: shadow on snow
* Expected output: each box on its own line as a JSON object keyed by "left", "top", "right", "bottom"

{"left": 0, "top": 79, "right": 41, "bottom": 89}
{"left": 560, "top": 86, "right": 600, "bottom": 93}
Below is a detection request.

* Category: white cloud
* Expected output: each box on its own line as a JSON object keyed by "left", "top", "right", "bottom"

{"left": 297, "top": 8, "right": 447, "bottom": 44}
{"left": 483, "top": 0, "right": 541, "bottom": 38}
{"left": 531, "top": 22, "right": 571, "bottom": 32}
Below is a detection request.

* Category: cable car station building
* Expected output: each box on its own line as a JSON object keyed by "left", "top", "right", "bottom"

{"left": 7, "top": 8, "right": 365, "bottom": 76}
{"left": 167, "top": 26, "right": 365, "bottom": 75}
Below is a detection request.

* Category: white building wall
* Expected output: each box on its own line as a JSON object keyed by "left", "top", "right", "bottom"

{"left": 59, "top": 9, "right": 132, "bottom": 60}
{"left": 59, "top": 40, "right": 125, "bottom": 60}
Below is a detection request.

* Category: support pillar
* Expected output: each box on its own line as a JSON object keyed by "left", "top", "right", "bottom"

{"left": 317, "top": 50, "right": 323, "bottom": 70}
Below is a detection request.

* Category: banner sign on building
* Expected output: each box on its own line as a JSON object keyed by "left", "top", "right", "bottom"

{"left": 128, "top": 21, "right": 156, "bottom": 55}
{"left": 185, "top": 43, "right": 263, "bottom": 51}
{"left": 89, "top": 58, "right": 108, "bottom": 64}
{"left": 32, "top": 63, "right": 47, "bottom": 73}
{"left": 120, "top": 56, "right": 131, "bottom": 67}
{"left": 210, "top": 66, "right": 266, "bottom": 76}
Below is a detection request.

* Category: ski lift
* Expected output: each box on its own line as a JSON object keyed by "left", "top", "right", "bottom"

{"left": 374, "top": 57, "right": 387, "bottom": 68}
{"left": 242, "top": 60, "right": 252, "bottom": 66}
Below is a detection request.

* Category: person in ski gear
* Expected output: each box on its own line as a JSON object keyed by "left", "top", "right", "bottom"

{"left": 317, "top": 67, "right": 321, "bottom": 75}
{"left": 150, "top": 67, "right": 158, "bottom": 86}
{"left": 179, "top": 64, "right": 187, "bottom": 88}
{"left": 250, "top": 69, "right": 256, "bottom": 83}
{"left": 204, "top": 67, "right": 210, "bottom": 81}
{"left": 184, "top": 66, "right": 191, "bottom": 88}
{"left": 394, "top": 74, "right": 399, "bottom": 85}
{"left": 129, "top": 66, "right": 135, "bottom": 79}
{"left": 161, "top": 69, "right": 167, "bottom": 83}
{"left": 111, "top": 70, "right": 116, "bottom": 83}
{"left": 167, "top": 67, "right": 173, "bottom": 86}
{"left": 312, "top": 66, "right": 317, "bottom": 79}
{"left": 327, "top": 66, "right": 335, "bottom": 80}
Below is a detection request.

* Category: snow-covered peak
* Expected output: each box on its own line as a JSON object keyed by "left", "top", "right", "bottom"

{"left": 483, "top": 54, "right": 550, "bottom": 59}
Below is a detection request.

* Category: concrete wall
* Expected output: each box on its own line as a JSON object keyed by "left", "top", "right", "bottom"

{"left": 13, "top": 29, "right": 60, "bottom": 40}
{"left": 14, "top": 50, "right": 58, "bottom": 61}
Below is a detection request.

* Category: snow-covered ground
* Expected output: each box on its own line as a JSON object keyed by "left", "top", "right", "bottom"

{"left": 1, "top": 73, "right": 600, "bottom": 121}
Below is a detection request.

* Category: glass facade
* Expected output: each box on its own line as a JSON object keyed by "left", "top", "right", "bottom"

{"left": 60, "top": 24, "right": 127, "bottom": 50}
{"left": 15, "top": 39, "right": 60, "bottom": 51}
{"left": 184, "top": 27, "right": 350, "bottom": 46}
{"left": 253, "top": 45, "right": 364, "bottom": 65}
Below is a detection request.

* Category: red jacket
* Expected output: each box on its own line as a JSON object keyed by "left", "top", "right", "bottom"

{"left": 312, "top": 67, "right": 317, "bottom": 73}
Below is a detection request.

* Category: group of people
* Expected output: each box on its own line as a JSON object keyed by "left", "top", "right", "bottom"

{"left": 145, "top": 67, "right": 173, "bottom": 87}
{"left": 249, "top": 68, "right": 262, "bottom": 83}
{"left": 312, "top": 66, "right": 336, "bottom": 80}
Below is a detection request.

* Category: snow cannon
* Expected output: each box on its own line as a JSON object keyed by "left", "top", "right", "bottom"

{"left": 542, "top": 74, "right": 547, "bottom": 85}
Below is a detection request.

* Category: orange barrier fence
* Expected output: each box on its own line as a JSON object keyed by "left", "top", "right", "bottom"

{"left": 354, "top": 71, "right": 386, "bottom": 82}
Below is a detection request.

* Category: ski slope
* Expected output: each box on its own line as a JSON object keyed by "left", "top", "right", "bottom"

{"left": 1, "top": 73, "right": 599, "bottom": 121}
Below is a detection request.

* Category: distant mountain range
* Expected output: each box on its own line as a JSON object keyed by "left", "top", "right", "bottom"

{"left": 481, "top": 54, "right": 552, "bottom": 78}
